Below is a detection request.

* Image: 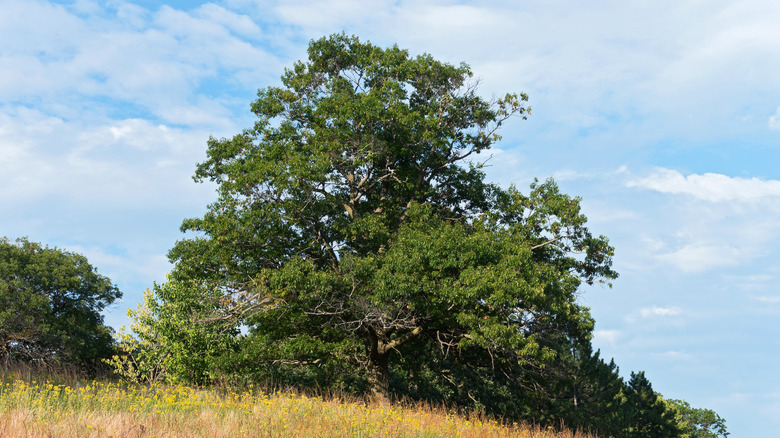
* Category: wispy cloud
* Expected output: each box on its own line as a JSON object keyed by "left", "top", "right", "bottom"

{"left": 593, "top": 329, "right": 621, "bottom": 347}
{"left": 659, "top": 243, "right": 745, "bottom": 273}
{"left": 0, "top": 1, "right": 278, "bottom": 129}
{"left": 627, "top": 168, "right": 780, "bottom": 203}
{"left": 639, "top": 306, "right": 682, "bottom": 318}
{"left": 0, "top": 108, "right": 212, "bottom": 206}
{"left": 614, "top": 167, "right": 780, "bottom": 275}
{"left": 769, "top": 107, "right": 780, "bottom": 130}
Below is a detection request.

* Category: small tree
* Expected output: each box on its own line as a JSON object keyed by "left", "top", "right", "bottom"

{"left": 162, "top": 33, "right": 617, "bottom": 406}
{"left": 0, "top": 237, "right": 121, "bottom": 368}
{"left": 622, "top": 371, "right": 681, "bottom": 437}
{"left": 107, "top": 279, "right": 237, "bottom": 385}
{"left": 542, "top": 341, "right": 628, "bottom": 435}
{"left": 666, "top": 398, "right": 729, "bottom": 438}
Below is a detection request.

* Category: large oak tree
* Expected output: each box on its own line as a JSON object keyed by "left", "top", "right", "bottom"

{"left": 164, "top": 34, "right": 618, "bottom": 401}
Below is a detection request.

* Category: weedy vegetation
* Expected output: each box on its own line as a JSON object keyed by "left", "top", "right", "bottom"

{"left": 0, "top": 361, "right": 598, "bottom": 438}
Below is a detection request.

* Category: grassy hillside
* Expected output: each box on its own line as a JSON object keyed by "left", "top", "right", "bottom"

{"left": 0, "top": 363, "right": 597, "bottom": 438}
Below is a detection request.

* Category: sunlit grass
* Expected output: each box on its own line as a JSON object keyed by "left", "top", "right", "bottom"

{"left": 0, "top": 363, "right": 597, "bottom": 437}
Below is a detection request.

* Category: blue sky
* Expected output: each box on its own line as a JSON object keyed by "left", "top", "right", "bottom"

{"left": 2, "top": 0, "right": 779, "bottom": 435}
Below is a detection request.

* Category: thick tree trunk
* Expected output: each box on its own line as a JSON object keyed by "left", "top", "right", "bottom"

{"left": 365, "top": 325, "right": 424, "bottom": 403}
{"left": 367, "top": 347, "right": 391, "bottom": 402}
{"left": 366, "top": 327, "right": 391, "bottom": 402}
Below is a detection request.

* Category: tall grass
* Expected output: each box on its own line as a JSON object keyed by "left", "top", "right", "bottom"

{"left": 0, "top": 361, "right": 597, "bottom": 437}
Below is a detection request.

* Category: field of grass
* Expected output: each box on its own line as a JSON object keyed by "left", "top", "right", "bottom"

{"left": 0, "top": 363, "right": 597, "bottom": 438}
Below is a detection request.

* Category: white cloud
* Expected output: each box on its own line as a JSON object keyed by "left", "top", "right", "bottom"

{"left": 0, "top": 1, "right": 278, "bottom": 128}
{"left": 195, "top": 3, "right": 263, "bottom": 39}
{"left": 627, "top": 168, "right": 780, "bottom": 203}
{"left": 659, "top": 243, "right": 745, "bottom": 273}
{"left": 639, "top": 306, "right": 682, "bottom": 318}
{"left": 769, "top": 107, "right": 780, "bottom": 130}
{"left": 610, "top": 166, "right": 780, "bottom": 276}
{"left": 623, "top": 305, "right": 685, "bottom": 323}
{"left": 0, "top": 108, "right": 213, "bottom": 206}
{"left": 0, "top": 107, "right": 64, "bottom": 202}
{"left": 593, "top": 329, "right": 621, "bottom": 347}
{"left": 639, "top": 234, "right": 666, "bottom": 252}
{"left": 114, "top": 2, "right": 150, "bottom": 29}
{"left": 274, "top": 0, "right": 396, "bottom": 35}
{"left": 65, "top": 243, "right": 171, "bottom": 286}
{"left": 253, "top": 0, "right": 780, "bottom": 143}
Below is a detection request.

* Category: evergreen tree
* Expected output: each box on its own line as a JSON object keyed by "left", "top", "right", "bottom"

{"left": 623, "top": 371, "right": 681, "bottom": 437}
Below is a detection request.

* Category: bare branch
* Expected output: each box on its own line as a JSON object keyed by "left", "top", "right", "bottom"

{"left": 379, "top": 326, "right": 423, "bottom": 354}
{"left": 530, "top": 235, "right": 570, "bottom": 250}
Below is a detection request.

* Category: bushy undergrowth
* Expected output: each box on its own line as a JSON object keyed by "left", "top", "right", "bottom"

{"left": 0, "top": 361, "right": 597, "bottom": 438}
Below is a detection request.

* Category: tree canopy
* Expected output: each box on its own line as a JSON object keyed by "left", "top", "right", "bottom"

{"left": 0, "top": 237, "right": 121, "bottom": 367}
{"left": 163, "top": 33, "right": 618, "bottom": 402}
{"left": 666, "top": 398, "right": 730, "bottom": 438}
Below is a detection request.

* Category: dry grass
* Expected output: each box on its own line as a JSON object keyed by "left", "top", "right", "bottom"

{"left": 0, "top": 362, "right": 597, "bottom": 438}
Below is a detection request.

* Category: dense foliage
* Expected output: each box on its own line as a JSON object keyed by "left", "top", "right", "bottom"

{"left": 159, "top": 32, "right": 617, "bottom": 398}
{"left": 106, "top": 280, "right": 237, "bottom": 385}
{"left": 666, "top": 398, "right": 730, "bottom": 437}
{"left": 109, "top": 34, "right": 727, "bottom": 436}
{"left": 0, "top": 237, "right": 121, "bottom": 368}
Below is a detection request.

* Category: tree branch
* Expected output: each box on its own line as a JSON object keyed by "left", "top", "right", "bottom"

{"left": 379, "top": 326, "right": 423, "bottom": 354}
{"left": 530, "top": 235, "right": 569, "bottom": 250}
